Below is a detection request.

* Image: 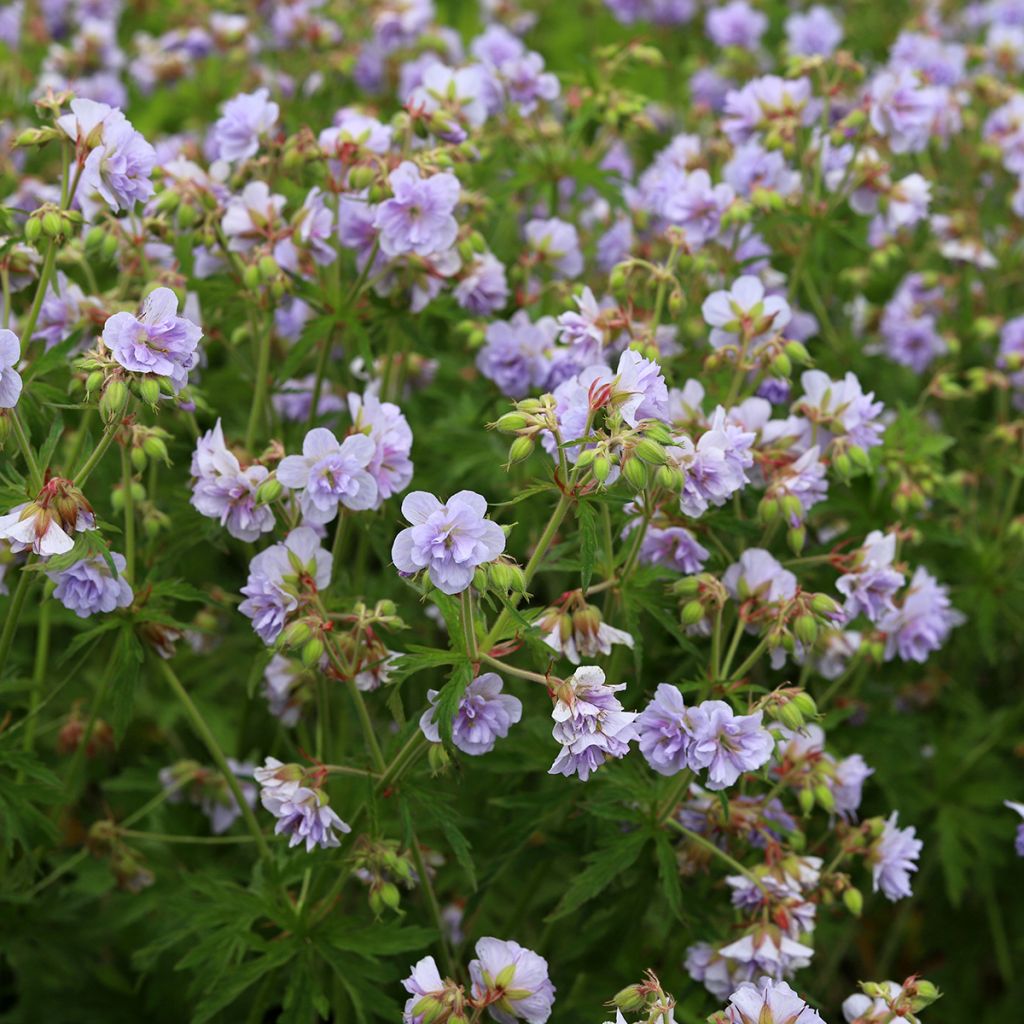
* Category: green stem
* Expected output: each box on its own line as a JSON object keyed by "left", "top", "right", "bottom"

{"left": 482, "top": 492, "right": 571, "bottom": 650}
{"left": 330, "top": 509, "right": 349, "bottom": 586}
{"left": 154, "top": 657, "right": 273, "bottom": 861}
{"left": 726, "top": 634, "right": 772, "bottom": 683}
{"left": 718, "top": 615, "right": 747, "bottom": 680}
{"left": 8, "top": 406, "right": 43, "bottom": 492}
{"left": 0, "top": 562, "right": 36, "bottom": 682}
{"left": 19, "top": 584, "right": 51, "bottom": 771}
{"left": 666, "top": 818, "right": 768, "bottom": 893}
{"left": 480, "top": 653, "right": 550, "bottom": 686}
{"left": 20, "top": 240, "right": 57, "bottom": 348}
{"left": 460, "top": 589, "right": 478, "bottom": 659}
{"left": 60, "top": 668, "right": 113, "bottom": 807}
{"left": 118, "top": 829, "right": 263, "bottom": 845}
{"left": 244, "top": 319, "right": 273, "bottom": 452}
{"left": 74, "top": 399, "right": 128, "bottom": 487}
{"left": 409, "top": 831, "right": 456, "bottom": 978}
{"left": 120, "top": 445, "right": 136, "bottom": 584}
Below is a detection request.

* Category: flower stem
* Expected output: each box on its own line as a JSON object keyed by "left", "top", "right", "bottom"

{"left": 8, "top": 407, "right": 43, "bottom": 492}
{"left": 480, "top": 653, "right": 550, "bottom": 686}
{"left": 0, "top": 562, "right": 36, "bottom": 682}
{"left": 154, "top": 656, "right": 273, "bottom": 861}
{"left": 20, "top": 240, "right": 57, "bottom": 348}
{"left": 120, "top": 445, "right": 136, "bottom": 584}
{"left": 18, "top": 584, "right": 52, "bottom": 774}
{"left": 409, "top": 830, "right": 456, "bottom": 978}
{"left": 666, "top": 818, "right": 767, "bottom": 893}
{"left": 74, "top": 397, "right": 129, "bottom": 487}
{"left": 244, "top": 319, "right": 273, "bottom": 452}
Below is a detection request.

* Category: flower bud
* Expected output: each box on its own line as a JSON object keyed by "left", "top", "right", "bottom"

{"left": 794, "top": 614, "right": 817, "bottom": 646}
{"left": 775, "top": 701, "right": 805, "bottom": 731}
{"left": 909, "top": 980, "right": 940, "bottom": 1010}
{"left": 41, "top": 210, "right": 62, "bottom": 238}
{"left": 622, "top": 456, "right": 648, "bottom": 491}
{"left": 656, "top": 464, "right": 683, "bottom": 490}
{"left": 681, "top": 600, "right": 705, "bottom": 626}
{"left": 279, "top": 620, "right": 312, "bottom": 649}
{"left": 814, "top": 782, "right": 835, "bottom": 812}
{"left": 671, "top": 576, "right": 701, "bottom": 597}
{"left": 592, "top": 454, "right": 611, "bottom": 482}
{"left": 301, "top": 637, "right": 325, "bottom": 668}
{"left": 85, "top": 369, "right": 104, "bottom": 395}
{"left": 613, "top": 985, "right": 647, "bottom": 1012}
{"left": 787, "top": 525, "right": 806, "bottom": 554}
{"left": 842, "top": 887, "right": 863, "bottom": 917}
{"left": 798, "top": 787, "right": 815, "bottom": 816}
{"left": 24, "top": 215, "right": 42, "bottom": 243}
{"left": 473, "top": 566, "right": 489, "bottom": 590}
{"left": 139, "top": 377, "right": 162, "bottom": 406}
{"left": 242, "top": 263, "right": 262, "bottom": 290}
{"left": 508, "top": 436, "right": 535, "bottom": 464}
{"left": 130, "top": 447, "right": 147, "bottom": 472}
{"left": 792, "top": 691, "right": 817, "bottom": 719}
{"left": 99, "top": 380, "right": 128, "bottom": 421}
{"left": 634, "top": 438, "right": 667, "bottom": 465}
{"left": 142, "top": 436, "right": 169, "bottom": 463}
{"left": 256, "top": 478, "right": 283, "bottom": 505}
{"left": 495, "top": 412, "right": 529, "bottom": 433}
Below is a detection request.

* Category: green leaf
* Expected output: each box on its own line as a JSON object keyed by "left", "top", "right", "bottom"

{"left": 654, "top": 831, "right": 685, "bottom": 922}
{"left": 433, "top": 660, "right": 474, "bottom": 748}
{"left": 109, "top": 625, "right": 144, "bottom": 740}
{"left": 576, "top": 498, "right": 599, "bottom": 592}
{"left": 546, "top": 829, "right": 648, "bottom": 921}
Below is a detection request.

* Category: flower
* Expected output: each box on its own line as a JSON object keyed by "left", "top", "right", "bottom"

{"left": 0, "top": 329, "right": 23, "bottom": 409}
{"left": 869, "top": 812, "right": 923, "bottom": 901}
{"left": 867, "top": 69, "right": 944, "bottom": 154}
{"left": 785, "top": 6, "right": 843, "bottom": 56}
{"left": 635, "top": 525, "right": 710, "bottom": 573}
{"left": 211, "top": 87, "right": 279, "bottom": 162}
{"left": 723, "top": 549, "right": 797, "bottom": 605}
{"left": 540, "top": 604, "right": 634, "bottom": 665}
{"left": 673, "top": 408, "right": 755, "bottom": 518}
{"left": 0, "top": 478, "right": 95, "bottom": 558}
{"left": 685, "top": 700, "right": 775, "bottom": 790}
{"left": 1004, "top": 801, "right": 1024, "bottom": 857}
{"left": 468, "top": 937, "right": 555, "bottom": 1024}
{"left": 420, "top": 673, "right": 523, "bottom": 755}
{"left": 720, "top": 977, "right": 825, "bottom": 1024}
{"left": 702, "top": 276, "right": 791, "bottom": 351}
{"left": 277, "top": 428, "right": 378, "bottom": 523}
{"left": 706, "top": 0, "right": 766, "bottom": 49}
{"left": 348, "top": 392, "right": 415, "bottom": 505}
{"left": 523, "top": 218, "right": 583, "bottom": 278}
{"left": 238, "top": 527, "right": 331, "bottom": 644}
{"left": 476, "top": 311, "right": 556, "bottom": 398}
{"left": 879, "top": 566, "right": 964, "bottom": 663}
{"left": 190, "top": 420, "right": 275, "bottom": 541}
{"left": 102, "top": 287, "right": 203, "bottom": 393}
{"left": 374, "top": 161, "right": 461, "bottom": 257}
{"left": 57, "top": 98, "right": 156, "bottom": 214}
{"left": 391, "top": 490, "right": 506, "bottom": 596}
{"left": 48, "top": 551, "right": 133, "bottom": 618}
{"left": 636, "top": 683, "right": 691, "bottom": 776}
{"left": 836, "top": 531, "right": 904, "bottom": 623}
{"left": 794, "top": 371, "right": 885, "bottom": 452}
{"left": 549, "top": 666, "right": 638, "bottom": 781}
{"left": 262, "top": 655, "right": 309, "bottom": 726}
{"left": 455, "top": 252, "right": 509, "bottom": 315}
{"left": 402, "top": 956, "right": 454, "bottom": 1024}
{"left": 260, "top": 784, "right": 351, "bottom": 852}
{"left": 499, "top": 51, "right": 560, "bottom": 115}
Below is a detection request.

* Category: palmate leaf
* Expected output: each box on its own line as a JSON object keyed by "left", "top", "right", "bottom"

{"left": 433, "top": 659, "right": 475, "bottom": 748}
{"left": 0, "top": 737, "right": 61, "bottom": 859}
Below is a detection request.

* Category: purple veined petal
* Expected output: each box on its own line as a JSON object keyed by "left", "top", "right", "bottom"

{"left": 401, "top": 490, "right": 443, "bottom": 525}
{"left": 0, "top": 367, "right": 22, "bottom": 409}
{"left": 391, "top": 528, "right": 419, "bottom": 573}
{"left": 448, "top": 490, "right": 488, "bottom": 516}
{"left": 0, "top": 329, "right": 19, "bottom": 365}
{"left": 340, "top": 469, "right": 378, "bottom": 511}
{"left": 474, "top": 518, "right": 507, "bottom": 561}
{"left": 430, "top": 560, "right": 475, "bottom": 595}
{"left": 337, "top": 431, "right": 375, "bottom": 467}
{"left": 141, "top": 287, "right": 179, "bottom": 324}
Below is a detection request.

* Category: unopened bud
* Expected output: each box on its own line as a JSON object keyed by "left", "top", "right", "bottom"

{"left": 814, "top": 782, "right": 835, "bottom": 812}
{"left": 794, "top": 614, "right": 817, "bottom": 645}
{"left": 622, "top": 456, "right": 648, "bottom": 491}
{"left": 256, "top": 478, "right": 283, "bottom": 504}
{"left": 495, "top": 412, "right": 529, "bottom": 433}
{"left": 681, "top": 600, "right": 705, "bottom": 626}
{"left": 139, "top": 377, "right": 162, "bottom": 406}
{"left": 634, "top": 438, "right": 667, "bottom": 465}
{"left": 508, "top": 436, "right": 535, "bottom": 464}
{"left": 842, "top": 887, "right": 863, "bottom": 917}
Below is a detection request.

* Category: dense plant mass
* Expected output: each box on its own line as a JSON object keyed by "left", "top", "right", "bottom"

{"left": 1, "top": 0, "right": 1024, "bottom": 1021}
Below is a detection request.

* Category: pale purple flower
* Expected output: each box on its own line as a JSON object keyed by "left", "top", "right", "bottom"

{"left": 374, "top": 162, "right": 461, "bottom": 258}
{"left": 273, "top": 374, "right": 346, "bottom": 422}
{"left": 211, "top": 87, "right": 279, "bottom": 162}
{"left": 672, "top": 407, "right": 756, "bottom": 518}
{"left": 102, "top": 287, "right": 202, "bottom": 392}
{"left": 722, "top": 977, "right": 825, "bottom": 1024}
{"left": 636, "top": 524, "right": 710, "bottom": 573}
{"left": 836, "top": 530, "right": 904, "bottom": 622}
{"left": 870, "top": 811, "right": 922, "bottom": 900}
{"left": 717, "top": 932, "right": 815, "bottom": 983}
{"left": 702, "top": 275, "right": 791, "bottom": 351}
{"left": 33, "top": 273, "right": 92, "bottom": 352}
{"left": 795, "top": 370, "right": 885, "bottom": 452}
{"left": 239, "top": 527, "right": 331, "bottom": 644}
{"left": 277, "top": 428, "right": 378, "bottom": 524}
{"left": 500, "top": 51, "right": 559, "bottom": 115}
{"left": 221, "top": 180, "right": 287, "bottom": 253}
{"left": 57, "top": 98, "right": 156, "bottom": 214}
{"left": 661, "top": 169, "right": 734, "bottom": 248}
{"left": 476, "top": 312, "right": 556, "bottom": 398}
{"left": 724, "top": 549, "right": 797, "bottom": 604}
{"left": 348, "top": 392, "right": 414, "bottom": 505}
{"left": 411, "top": 63, "right": 487, "bottom": 142}
{"left": 523, "top": 218, "right": 583, "bottom": 278}
{"left": 785, "top": 6, "right": 843, "bottom": 56}
{"left": 48, "top": 551, "right": 133, "bottom": 618}
{"left": 833, "top": 754, "right": 873, "bottom": 820}
{"left": 549, "top": 666, "right": 638, "bottom": 781}
{"left": 541, "top": 610, "right": 634, "bottom": 665}
{"left": 290, "top": 186, "right": 337, "bottom": 268}
{"left": 891, "top": 31, "right": 966, "bottom": 86}
{"left": 867, "top": 69, "right": 944, "bottom": 154}
{"left": 391, "top": 490, "right": 506, "bottom": 595}
{"left": 879, "top": 566, "right": 964, "bottom": 662}
{"left": 468, "top": 937, "right": 555, "bottom": 1024}
{"left": 402, "top": 956, "right": 447, "bottom": 1024}
{"left": 706, "top": 0, "right": 766, "bottom": 48}
{"left": 767, "top": 447, "right": 828, "bottom": 522}
{"left": 0, "top": 329, "right": 22, "bottom": 408}
{"left": 636, "top": 683, "right": 691, "bottom": 776}
{"left": 190, "top": 420, "right": 275, "bottom": 541}
{"left": 724, "top": 142, "right": 800, "bottom": 199}
{"left": 261, "top": 784, "right": 351, "bottom": 852}
{"left": 263, "top": 655, "right": 307, "bottom": 726}
{"left": 556, "top": 287, "right": 605, "bottom": 364}
{"left": 419, "top": 672, "right": 522, "bottom": 755}
{"left": 1004, "top": 801, "right": 1024, "bottom": 857}
{"left": 603, "top": 348, "right": 670, "bottom": 427}
{"left": 0, "top": 478, "right": 95, "bottom": 558}
{"left": 455, "top": 252, "right": 509, "bottom": 314}
{"left": 841, "top": 982, "right": 903, "bottom": 1024}
{"left": 984, "top": 95, "right": 1024, "bottom": 175}
{"left": 723, "top": 77, "right": 813, "bottom": 144}
{"left": 684, "top": 700, "right": 774, "bottom": 790}
{"left": 879, "top": 273, "right": 947, "bottom": 371}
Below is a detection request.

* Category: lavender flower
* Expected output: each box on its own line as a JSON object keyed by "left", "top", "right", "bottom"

{"left": 190, "top": 420, "right": 275, "bottom": 541}
{"left": 48, "top": 551, "right": 133, "bottom": 618}
{"left": 239, "top": 527, "right": 331, "bottom": 644}
{"left": 869, "top": 812, "right": 923, "bottom": 901}
{"left": 500, "top": 51, "right": 560, "bottom": 115}
{"left": 477, "top": 312, "right": 556, "bottom": 398}
{"left": 0, "top": 479, "right": 95, "bottom": 558}
{"left": 391, "top": 490, "right": 506, "bottom": 595}
{"left": 211, "top": 87, "right": 279, "bottom": 162}
{"left": 673, "top": 409, "right": 755, "bottom": 517}
{"left": 539, "top": 605, "right": 634, "bottom": 665}
{"left": 260, "top": 784, "right": 351, "bottom": 852}
{"left": 721, "top": 978, "right": 825, "bottom": 1024}
{"left": 794, "top": 370, "right": 885, "bottom": 452}
{"left": 836, "top": 531, "right": 904, "bottom": 622}
{"left": 706, "top": 0, "right": 766, "bottom": 49}
{"left": 455, "top": 252, "right": 509, "bottom": 315}
{"left": 702, "top": 276, "right": 791, "bottom": 351}
{"left": 262, "top": 655, "right": 309, "bottom": 726}
{"left": 102, "top": 287, "right": 203, "bottom": 393}
{"left": 879, "top": 567, "right": 964, "bottom": 663}
{"left": 523, "top": 218, "right": 583, "bottom": 278}
{"left": 636, "top": 683, "right": 691, "bottom": 776}
{"left": 785, "top": 6, "right": 843, "bottom": 56}
{"left": 1004, "top": 801, "right": 1024, "bottom": 857}
{"left": 0, "top": 329, "right": 22, "bottom": 408}
{"left": 402, "top": 956, "right": 450, "bottom": 1024}
{"left": 374, "top": 162, "right": 461, "bottom": 258}
{"left": 685, "top": 700, "right": 775, "bottom": 790}
{"left": 277, "top": 428, "right": 378, "bottom": 523}
{"left": 420, "top": 672, "right": 522, "bottom": 755}
{"left": 867, "top": 69, "right": 944, "bottom": 154}
{"left": 348, "top": 392, "right": 415, "bottom": 505}
{"left": 635, "top": 525, "right": 710, "bottom": 573}
{"left": 549, "top": 666, "right": 638, "bottom": 781}
{"left": 724, "top": 549, "right": 797, "bottom": 605}
{"left": 468, "top": 937, "right": 556, "bottom": 1024}
{"left": 58, "top": 98, "right": 156, "bottom": 214}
